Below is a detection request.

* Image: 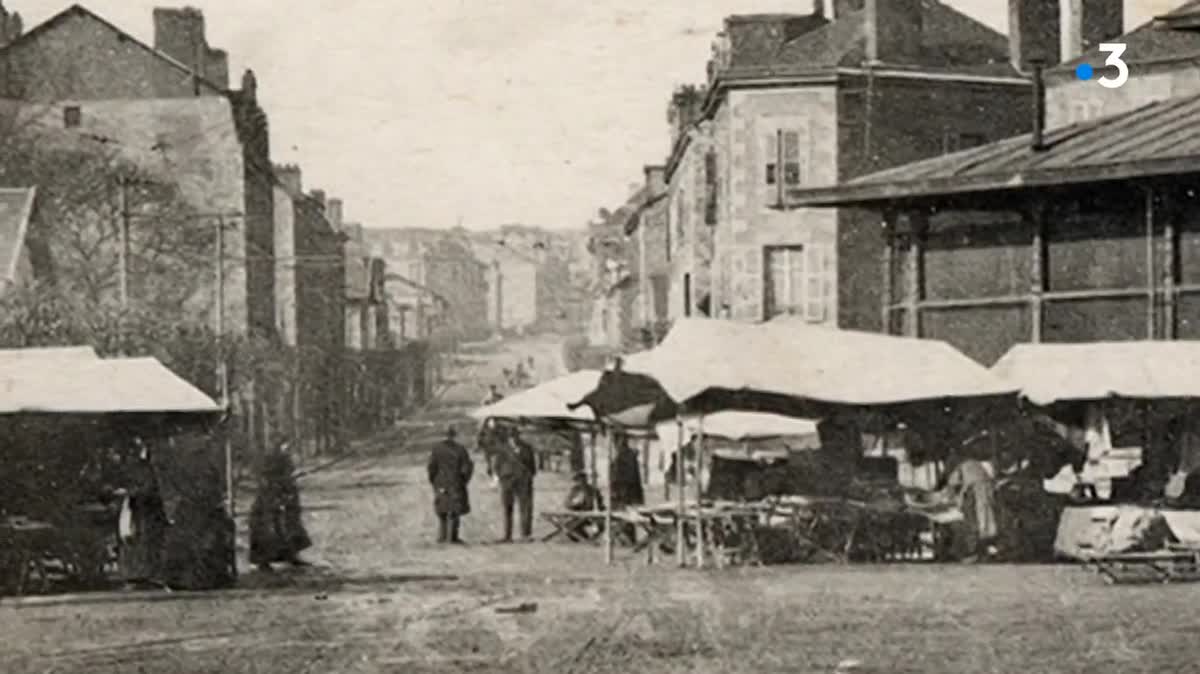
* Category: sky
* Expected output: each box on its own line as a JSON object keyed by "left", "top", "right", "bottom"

{"left": 8, "top": 1, "right": 1180, "bottom": 231}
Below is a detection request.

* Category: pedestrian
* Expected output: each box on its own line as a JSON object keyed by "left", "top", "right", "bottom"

{"left": 117, "top": 436, "right": 169, "bottom": 589}
{"left": 482, "top": 384, "right": 504, "bottom": 406}
{"left": 564, "top": 471, "right": 604, "bottom": 540}
{"left": 249, "top": 439, "right": 312, "bottom": 572}
{"left": 610, "top": 435, "right": 645, "bottom": 544}
{"left": 427, "top": 426, "right": 474, "bottom": 544}
{"left": 493, "top": 426, "right": 537, "bottom": 542}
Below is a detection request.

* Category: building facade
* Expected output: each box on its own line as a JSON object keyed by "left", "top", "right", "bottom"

{"left": 665, "top": 2, "right": 1036, "bottom": 331}
{"left": 783, "top": 1, "right": 1192, "bottom": 367}
{"left": 0, "top": 4, "right": 277, "bottom": 337}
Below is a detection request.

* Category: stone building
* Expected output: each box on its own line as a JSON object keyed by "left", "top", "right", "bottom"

{"left": 624, "top": 165, "right": 670, "bottom": 337}
{"left": 666, "top": 0, "right": 1035, "bottom": 330}
{"left": 783, "top": 0, "right": 1198, "bottom": 366}
{"left": 0, "top": 4, "right": 276, "bottom": 337}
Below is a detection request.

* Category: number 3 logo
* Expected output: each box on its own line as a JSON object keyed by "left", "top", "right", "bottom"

{"left": 1098, "top": 43, "right": 1128, "bottom": 89}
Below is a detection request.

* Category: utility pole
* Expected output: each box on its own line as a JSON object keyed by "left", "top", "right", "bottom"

{"left": 116, "top": 177, "right": 130, "bottom": 354}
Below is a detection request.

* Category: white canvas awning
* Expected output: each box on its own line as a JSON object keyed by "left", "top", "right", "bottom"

{"left": 470, "top": 369, "right": 601, "bottom": 424}
{"left": 573, "top": 318, "right": 1015, "bottom": 424}
{"left": 670, "top": 411, "right": 818, "bottom": 441}
{"left": 0, "top": 354, "right": 220, "bottom": 414}
{"left": 991, "top": 341, "right": 1200, "bottom": 405}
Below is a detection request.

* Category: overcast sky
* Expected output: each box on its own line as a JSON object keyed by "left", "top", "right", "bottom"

{"left": 10, "top": 1, "right": 1178, "bottom": 230}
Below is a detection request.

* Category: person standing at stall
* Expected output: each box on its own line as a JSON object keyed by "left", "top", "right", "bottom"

{"left": 494, "top": 426, "right": 537, "bottom": 542}
{"left": 250, "top": 439, "right": 312, "bottom": 571}
{"left": 610, "top": 435, "right": 645, "bottom": 544}
{"left": 428, "top": 426, "right": 474, "bottom": 544}
{"left": 937, "top": 454, "right": 998, "bottom": 563}
{"left": 117, "top": 436, "right": 169, "bottom": 589}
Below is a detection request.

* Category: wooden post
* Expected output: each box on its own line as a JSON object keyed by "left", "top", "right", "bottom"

{"left": 1145, "top": 186, "right": 1157, "bottom": 339}
{"left": 1030, "top": 202, "right": 1046, "bottom": 343}
{"left": 904, "top": 214, "right": 925, "bottom": 338}
{"left": 675, "top": 417, "right": 686, "bottom": 567}
{"left": 881, "top": 211, "right": 895, "bottom": 333}
{"left": 1164, "top": 192, "right": 1177, "bottom": 340}
{"left": 604, "top": 427, "right": 614, "bottom": 566}
{"left": 695, "top": 415, "right": 705, "bottom": 569}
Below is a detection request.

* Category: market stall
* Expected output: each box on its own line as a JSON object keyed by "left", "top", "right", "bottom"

{"left": 569, "top": 318, "right": 1019, "bottom": 568}
{"left": 0, "top": 350, "right": 228, "bottom": 595}
{"left": 991, "top": 341, "right": 1200, "bottom": 582}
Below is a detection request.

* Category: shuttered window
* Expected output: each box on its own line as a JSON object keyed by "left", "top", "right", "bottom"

{"left": 764, "top": 244, "right": 834, "bottom": 323}
{"left": 704, "top": 151, "right": 718, "bottom": 226}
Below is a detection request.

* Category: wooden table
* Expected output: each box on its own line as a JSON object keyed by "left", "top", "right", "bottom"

{"left": 1083, "top": 546, "right": 1200, "bottom": 584}
{"left": 0, "top": 517, "right": 56, "bottom": 596}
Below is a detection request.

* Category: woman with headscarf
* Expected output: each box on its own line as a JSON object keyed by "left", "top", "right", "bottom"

{"left": 250, "top": 439, "right": 312, "bottom": 571}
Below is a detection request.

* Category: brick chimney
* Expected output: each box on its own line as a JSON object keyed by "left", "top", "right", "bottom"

{"left": 1060, "top": 0, "right": 1122, "bottom": 62}
{"left": 327, "top": 198, "right": 344, "bottom": 229}
{"left": 643, "top": 165, "right": 666, "bottom": 194}
{"left": 1009, "top": 0, "right": 1062, "bottom": 68}
{"left": 309, "top": 189, "right": 326, "bottom": 211}
{"left": 152, "top": 7, "right": 230, "bottom": 89}
{"left": 274, "top": 163, "right": 301, "bottom": 194}
{"left": 865, "top": 0, "right": 923, "bottom": 64}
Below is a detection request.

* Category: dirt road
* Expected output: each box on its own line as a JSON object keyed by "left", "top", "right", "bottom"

{"left": 3, "top": 336, "right": 1200, "bottom": 673}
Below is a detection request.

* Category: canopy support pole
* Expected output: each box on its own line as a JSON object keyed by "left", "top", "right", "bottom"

{"left": 1146, "top": 186, "right": 1157, "bottom": 339}
{"left": 695, "top": 415, "right": 705, "bottom": 569}
{"left": 1164, "top": 193, "right": 1177, "bottom": 340}
{"left": 1029, "top": 200, "right": 1046, "bottom": 343}
{"left": 604, "top": 426, "right": 614, "bottom": 566}
{"left": 881, "top": 210, "right": 895, "bottom": 333}
{"left": 675, "top": 417, "right": 686, "bottom": 568}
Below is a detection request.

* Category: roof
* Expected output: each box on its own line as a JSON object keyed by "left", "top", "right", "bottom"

{"left": 784, "top": 94, "right": 1200, "bottom": 208}
{"left": 0, "top": 187, "right": 35, "bottom": 285}
{"left": 570, "top": 317, "right": 1015, "bottom": 425}
{"left": 1158, "top": 0, "right": 1200, "bottom": 29}
{"left": 470, "top": 369, "right": 601, "bottom": 425}
{"left": 723, "top": 0, "right": 1015, "bottom": 78}
{"left": 622, "top": 188, "right": 668, "bottom": 235}
{"left": 0, "top": 4, "right": 226, "bottom": 94}
{"left": 991, "top": 341, "right": 1200, "bottom": 405}
{"left": 0, "top": 354, "right": 220, "bottom": 414}
{"left": 1056, "top": 1, "right": 1200, "bottom": 75}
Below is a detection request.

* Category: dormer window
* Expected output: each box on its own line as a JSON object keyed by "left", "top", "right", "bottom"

{"left": 63, "top": 106, "right": 81, "bottom": 128}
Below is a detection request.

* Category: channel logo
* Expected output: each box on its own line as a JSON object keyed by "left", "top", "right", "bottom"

{"left": 1074, "top": 43, "right": 1128, "bottom": 89}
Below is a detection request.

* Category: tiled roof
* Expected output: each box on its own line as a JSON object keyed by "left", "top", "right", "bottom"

{"left": 1156, "top": 0, "right": 1200, "bottom": 29}
{"left": 1054, "top": 1, "right": 1200, "bottom": 74}
{"left": 732, "top": 0, "right": 1012, "bottom": 75}
{"left": 784, "top": 94, "right": 1200, "bottom": 206}
{"left": 0, "top": 187, "right": 35, "bottom": 285}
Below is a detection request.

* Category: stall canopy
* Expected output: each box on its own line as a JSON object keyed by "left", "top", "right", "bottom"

{"left": 0, "top": 353, "right": 221, "bottom": 414}
{"left": 992, "top": 341, "right": 1200, "bottom": 406}
{"left": 470, "top": 369, "right": 602, "bottom": 425}
{"left": 670, "top": 411, "right": 818, "bottom": 441}
{"left": 570, "top": 318, "right": 1016, "bottom": 425}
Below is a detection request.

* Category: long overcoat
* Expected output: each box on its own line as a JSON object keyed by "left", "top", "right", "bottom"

{"left": 428, "top": 439, "right": 474, "bottom": 516}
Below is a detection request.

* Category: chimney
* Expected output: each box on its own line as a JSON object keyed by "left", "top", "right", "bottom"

{"left": 327, "top": 198, "right": 344, "bottom": 229}
{"left": 1031, "top": 60, "right": 1047, "bottom": 151}
{"left": 643, "top": 165, "right": 666, "bottom": 194}
{"left": 1060, "top": 0, "right": 1123, "bottom": 62}
{"left": 309, "top": 189, "right": 326, "bottom": 211}
{"left": 1009, "top": 0, "right": 1062, "bottom": 69}
{"left": 722, "top": 14, "right": 827, "bottom": 68}
{"left": 153, "top": 7, "right": 229, "bottom": 90}
{"left": 206, "top": 49, "right": 229, "bottom": 89}
{"left": 865, "top": 0, "right": 923, "bottom": 64}
{"left": 241, "top": 69, "right": 257, "bottom": 102}
{"left": 274, "top": 163, "right": 301, "bottom": 194}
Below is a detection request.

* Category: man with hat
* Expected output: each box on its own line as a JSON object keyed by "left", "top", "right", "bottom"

{"left": 427, "top": 426, "right": 474, "bottom": 544}
{"left": 491, "top": 426, "right": 538, "bottom": 542}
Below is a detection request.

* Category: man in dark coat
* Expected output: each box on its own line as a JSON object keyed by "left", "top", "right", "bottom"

{"left": 428, "top": 426, "right": 474, "bottom": 544}
{"left": 492, "top": 426, "right": 537, "bottom": 542}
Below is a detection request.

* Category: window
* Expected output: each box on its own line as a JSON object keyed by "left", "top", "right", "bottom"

{"left": 764, "top": 244, "right": 833, "bottom": 322}
{"left": 63, "top": 106, "right": 81, "bottom": 128}
{"left": 683, "top": 273, "right": 692, "bottom": 318}
{"left": 704, "top": 151, "right": 718, "bottom": 226}
{"left": 764, "top": 129, "right": 806, "bottom": 188}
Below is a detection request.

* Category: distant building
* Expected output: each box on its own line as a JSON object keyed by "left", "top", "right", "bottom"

{"left": 342, "top": 222, "right": 388, "bottom": 350}
{"left": 364, "top": 228, "right": 489, "bottom": 341}
{"left": 384, "top": 272, "right": 447, "bottom": 342}
{"left": 625, "top": 165, "right": 670, "bottom": 337}
{"left": 0, "top": 187, "right": 36, "bottom": 293}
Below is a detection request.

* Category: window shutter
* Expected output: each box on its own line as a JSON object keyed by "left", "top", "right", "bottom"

{"left": 764, "top": 132, "right": 778, "bottom": 185}
{"left": 783, "top": 131, "right": 802, "bottom": 185}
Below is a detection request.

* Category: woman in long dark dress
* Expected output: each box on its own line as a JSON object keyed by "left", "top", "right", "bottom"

{"left": 250, "top": 440, "right": 312, "bottom": 572}
{"left": 118, "top": 437, "right": 169, "bottom": 589}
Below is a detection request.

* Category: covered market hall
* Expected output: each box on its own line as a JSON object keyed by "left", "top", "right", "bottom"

{"left": 781, "top": 85, "right": 1200, "bottom": 579}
